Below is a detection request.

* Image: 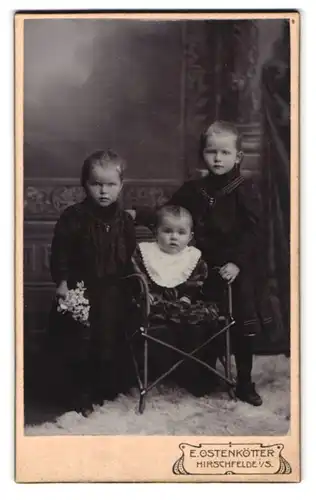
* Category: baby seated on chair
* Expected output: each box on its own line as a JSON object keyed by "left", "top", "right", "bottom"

{"left": 133, "top": 205, "right": 218, "bottom": 325}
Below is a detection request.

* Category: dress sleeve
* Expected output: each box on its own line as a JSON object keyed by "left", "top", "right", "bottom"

{"left": 131, "top": 245, "right": 144, "bottom": 274}
{"left": 130, "top": 245, "right": 155, "bottom": 301}
{"left": 50, "top": 207, "right": 77, "bottom": 285}
{"left": 167, "top": 181, "right": 195, "bottom": 211}
{"left": 134, "top": 206, "right": 157, "bottom": 230}
{"left": 229, "top": 179, "right": 262, "bottom": 270}
{"left": 124, "top": 212, "right": 137, "bottom": 260}
{"left": 177, "top": 257, "right": 208, "bottom": 303}
{"left": 134, "top": 181, "right": 194, "bottom": 229}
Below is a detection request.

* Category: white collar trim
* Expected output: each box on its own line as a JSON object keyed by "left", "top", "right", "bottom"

{"left": 138, "top": 242, "right": 201, "bottom": 288}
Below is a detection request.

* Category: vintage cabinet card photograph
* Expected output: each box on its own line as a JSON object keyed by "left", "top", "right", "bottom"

{"left": 15, "top": 11, "right": 300, "bottom": 483}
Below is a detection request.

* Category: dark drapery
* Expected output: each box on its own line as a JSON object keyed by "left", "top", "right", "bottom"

{"left": 259, "top": 21, "right": 291, "bottom": 354}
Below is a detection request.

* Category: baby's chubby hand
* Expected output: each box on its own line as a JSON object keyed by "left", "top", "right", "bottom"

{"left": 179, "top": 296, "right": 191, "bottom": 308}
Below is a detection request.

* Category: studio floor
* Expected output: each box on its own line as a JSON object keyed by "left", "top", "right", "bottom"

{"left": 24, "top": 355, "right": 290, "bottom": 436}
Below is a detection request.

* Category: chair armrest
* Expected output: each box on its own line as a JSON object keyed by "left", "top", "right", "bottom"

{"left": 209, "top": 267, "right": 234, "bottom": 321}
{"left": 124, "top": 262, "right": 151, "bottom": 321}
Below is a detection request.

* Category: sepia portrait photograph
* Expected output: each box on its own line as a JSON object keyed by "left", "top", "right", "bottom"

{"left": 15, "top": 11, "right": 299, "bottom": 482}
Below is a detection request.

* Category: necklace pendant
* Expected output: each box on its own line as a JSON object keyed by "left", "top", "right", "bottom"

{"left": 200, "top": 188, "right": 216, "bottom": 208}
{"left": 105, "top": 224, "right": 110, "bottom": 232}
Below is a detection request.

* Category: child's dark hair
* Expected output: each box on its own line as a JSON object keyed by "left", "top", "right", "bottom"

{"left": 199, "top": 120, "right": 243, "bottom": 160}
{"left": 156, "top": 205, "right": 193, "bottom": 230}
{"left": 81, "top": 149, "right": 126, "bottom": 188}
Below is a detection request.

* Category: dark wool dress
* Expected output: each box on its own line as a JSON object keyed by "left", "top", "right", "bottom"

{"left": 136, "top": 167, "right": 273, "bottom": 339}
{"left": 47, "top": 198, "right": 136, "bottom": 406}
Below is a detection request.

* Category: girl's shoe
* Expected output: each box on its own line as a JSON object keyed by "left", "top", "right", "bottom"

{"left": 73, "top": 393, "right": 94, "bottom": 417}
{"left": 235, "top": 382, "right": 262, "bottom": 406}
{"left": 81, "top": 405, "right": 94, "bottom": 418}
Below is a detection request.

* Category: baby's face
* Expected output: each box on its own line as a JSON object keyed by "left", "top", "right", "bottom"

{"left": 157, "top": 214, "right": 192, "bottom": 254}
{"left": 203, "top": 132, "right": 241, "bottom": 175}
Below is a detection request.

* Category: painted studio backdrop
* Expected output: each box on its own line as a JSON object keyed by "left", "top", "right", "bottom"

{"left": 23, "top": 19, "right": 290, "bottom": 393}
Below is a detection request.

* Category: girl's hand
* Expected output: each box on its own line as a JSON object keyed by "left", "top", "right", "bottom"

{"left": 56, "top": 280, "right": 69, "bottom": 299}
{"left": 219, "top": 263, "right": 240, "bottom": 284}
{"left": 125, "top": 209, "right": 136, "bottom": 220}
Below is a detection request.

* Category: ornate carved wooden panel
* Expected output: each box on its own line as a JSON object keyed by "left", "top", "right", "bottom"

{"left": 24, "top": 179, "right": 180, "bottom": 220}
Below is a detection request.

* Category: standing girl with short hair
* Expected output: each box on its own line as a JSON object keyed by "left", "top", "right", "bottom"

{"left": 49, "top": 149, "right": 136, "bottom": 415}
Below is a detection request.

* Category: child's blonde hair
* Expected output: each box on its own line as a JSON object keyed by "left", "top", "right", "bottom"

{"left": 81, "top": 149, "right": 126, "bottom": 188}
{"left": 200, "top": 120, "right": 242, "bottom": 159}
{"left": 156, "top": 205, "right": 193, "bottom": 230}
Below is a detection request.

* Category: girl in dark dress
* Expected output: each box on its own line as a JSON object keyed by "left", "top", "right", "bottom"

{"left": 134, "top": 121, "right": 273, "bottom": 406}
{"left": 48, "top": 150, "right": 136, "bottom": 415}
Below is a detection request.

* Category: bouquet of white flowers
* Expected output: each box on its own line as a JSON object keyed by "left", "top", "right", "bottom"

{"left": 57, "top": 281, "right": 90, "bottom": 327}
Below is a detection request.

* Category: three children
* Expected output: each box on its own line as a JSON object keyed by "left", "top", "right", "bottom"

{"left": 49, "top": 121, "right": 271, "bottom": 412}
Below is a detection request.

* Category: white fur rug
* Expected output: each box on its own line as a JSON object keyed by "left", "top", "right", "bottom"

{"left": 25, "top": 355, "right": 290, "bottom": 436}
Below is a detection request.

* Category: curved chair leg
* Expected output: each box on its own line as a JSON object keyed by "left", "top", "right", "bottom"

{"left": 225, "top": 284, "right": 237, "bottom": 401}
{"left": 228, "top": 386, "right": 237, "bottom": 401}
{"left": 138, "top": 338, "right": 148, "bottom": 414}
{"left": 138, "top": 393, "right": 146, "bottom": 414}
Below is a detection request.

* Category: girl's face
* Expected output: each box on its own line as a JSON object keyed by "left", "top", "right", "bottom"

{"left": 85, "top": 164, "right": 122, "bottom": 207}
{"left": 203, "top": 133, "right": 242, "bottom": 175}
{"left": 157, "top": 214, "right": 192, "bottom": 254}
